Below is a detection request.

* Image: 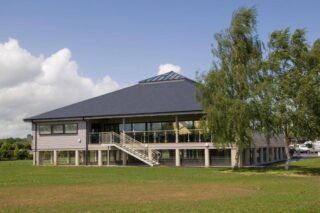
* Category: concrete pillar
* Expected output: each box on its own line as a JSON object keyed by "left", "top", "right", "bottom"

{"left": 231, "top": 148, "right": 237, "bottom": 168}
{"left": 175, "top": 116, "right": 179, "bottom": 143}
{"left": 53, "top": 150, "right": 57, "bottom": 166}
{"left": 107, "top": 146, "right": 110, "bottom": 166}
{"left": 148, "top": 148, "right": 153, "bottom": 161}
{"left": 266, "top": 148, "right": 270, "bottom": 163}
{"left": 175, "top": 149, "right": 180, "bottom": 167}
{"left": 204, "top": 148, "right": 209, "bottom": 168}
{"left": 275, "top": 147, "right": 278, "bottom": 161}
{"left": 122, "top": 152, "right": 127, "bottom": 165}
{"left": 33, "top": 151, "right": 35, "bottom": 165}
{"left": 98, "top": 150, "right": 102, "bottom": 166}
{"left": 34, "top": 151, "right": 40, "bottom": 166}
{"left": 75, "top": 150, "right": 79, "bottom": 166}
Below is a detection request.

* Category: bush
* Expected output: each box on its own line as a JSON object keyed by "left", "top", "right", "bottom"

{"left": 15, "top": 149, "right": 30, "bottom": 160}
{"left": 0, "top": 138, "right": 31, "bottom": 161}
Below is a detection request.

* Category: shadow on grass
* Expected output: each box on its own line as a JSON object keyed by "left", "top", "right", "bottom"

{"left": 220, "top": 160, "right": 320, "bottom": 176}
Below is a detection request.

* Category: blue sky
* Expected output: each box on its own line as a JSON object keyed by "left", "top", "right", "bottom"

{"left": 1, "top": 0, "right": 319, "bottom": 85}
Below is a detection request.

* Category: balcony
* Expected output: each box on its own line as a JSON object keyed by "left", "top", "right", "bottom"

{"left": 89, "top": 129, "right": 208, "bottom": 144}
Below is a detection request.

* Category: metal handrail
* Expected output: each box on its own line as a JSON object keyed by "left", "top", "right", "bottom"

{"left": 126, "top": 129, "right": 203, "bottom": 133}
{"left": 121, "top": 132, "right": 161, "bottom": 162}
{"left": 126, "top": 129, "right": 204, "bottom": 143}
{"left": 89, "top": 132, "right": 160, "bottom": 163}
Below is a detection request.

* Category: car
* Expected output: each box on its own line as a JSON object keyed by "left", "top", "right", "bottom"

{"left": 296, "top": 144, "right": 312, "bottom": 153}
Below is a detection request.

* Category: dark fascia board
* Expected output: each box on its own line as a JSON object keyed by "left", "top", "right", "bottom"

{"left": 24, "top": 110, "right": 204, "bottom": 123}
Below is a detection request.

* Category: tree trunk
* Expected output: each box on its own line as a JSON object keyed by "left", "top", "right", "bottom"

{"left": 235, "top": 147, "right": 242, "bottom": 169}
{"left": 284, "top": 130, "right": 291, "bottom": 170}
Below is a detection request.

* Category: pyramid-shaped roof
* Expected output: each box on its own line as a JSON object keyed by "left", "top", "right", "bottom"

{"left": 24, "top": 72, "right": 203, "bottom": 121}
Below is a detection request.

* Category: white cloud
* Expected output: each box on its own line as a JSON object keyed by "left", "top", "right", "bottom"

{"left": 0, "top": 38, "right": 120, "bottom": 138}
{"left": 157, "top": 63, "right": 182, "bottom": 75}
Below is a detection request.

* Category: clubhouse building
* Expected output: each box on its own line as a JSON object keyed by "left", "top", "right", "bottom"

{"left": 24, "top": 71, "right": 286, "bottom": 167}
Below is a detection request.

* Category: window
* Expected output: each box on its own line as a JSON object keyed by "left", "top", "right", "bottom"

{"left": 38, "top": 123, "right": 78, "bottom": 135}
{"left": 65, "top": 124, "right": 78, "bottom": 134}
{"left": 161, "top": 122, "right": 174, "bottom": 130}
{"left": 39, "top": 125, "right": 51, "bottom": 135}
{"left": 52, "top": 124, "right": 64, "bottom": 134}
{"left": 132, "top": 123, "right": 146, "bottom": 131}
{"left": 119, "top": 123, "right": 132, "bottom": 132}
{"left": 151, "top": 122, "right": 161, "bottom": 130}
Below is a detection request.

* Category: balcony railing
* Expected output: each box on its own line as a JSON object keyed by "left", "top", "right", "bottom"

{"left": 126, "top": 129, "right": 207, "bottom": 143}
{"left": 89, "top": 129, "right": 209, "bottom": 144}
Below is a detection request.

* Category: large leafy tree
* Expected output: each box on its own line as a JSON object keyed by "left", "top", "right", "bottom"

{"left": 197, "top": 7, "right": 264, "bottom": 167}
{"left": 267, "top": 29, "right": 320, "bottom": 169}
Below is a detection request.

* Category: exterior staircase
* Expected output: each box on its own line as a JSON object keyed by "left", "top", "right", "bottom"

{"left": 100, "top": 132, "right": 160, "bottom": 166}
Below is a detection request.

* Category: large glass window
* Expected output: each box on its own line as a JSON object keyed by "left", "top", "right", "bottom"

{"left": 65, "top": 124, "right": 78, "bottom": 134}
{"left": 132, "top": 123, "right": 146, "bottom": 131}
{"left": 161, "top": 122, "right": 174, "bottom": 130}
{"left": 151, "top": 122, "right": 161, "bottom": 131}
{"left": 119, "top": 124, "right": 132, "bottom": 132}
{"left": 179, "top": 121, "right": 194, "bottom": 130}
{"left": 52, "top": 124, "right": 64, "bottom": 134}
{"left": 39, "top": 125, "right": 51, "bottom": 135}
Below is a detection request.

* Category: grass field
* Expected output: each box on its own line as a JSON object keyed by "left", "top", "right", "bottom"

{"left": 0, "top": 159, "right": 319, "bottom": 213}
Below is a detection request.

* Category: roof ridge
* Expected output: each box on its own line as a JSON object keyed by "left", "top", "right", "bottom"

{"left": 139, "top": 71, "right": 194, "bottom": 84}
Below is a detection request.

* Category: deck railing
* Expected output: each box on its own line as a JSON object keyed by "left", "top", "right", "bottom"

{"left": 125, "top": 129, "right": 207, "bottom": 143}
{"left": 89, "top": 132, "right": 161, "bottom": 163}
{"left": 89, "top": 129, "right": 208, "bottom": 144}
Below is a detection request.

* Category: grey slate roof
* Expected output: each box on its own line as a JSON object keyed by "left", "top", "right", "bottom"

{"left": 24, "top": 71, "right": 203, "bottom": 121}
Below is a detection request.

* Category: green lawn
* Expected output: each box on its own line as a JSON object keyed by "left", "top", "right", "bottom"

{"left": 0, "top": 159, "right": 319, "bottom": 213}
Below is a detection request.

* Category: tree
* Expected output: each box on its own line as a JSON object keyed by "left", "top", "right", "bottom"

{"left": 267, "top": 28, "right": 320, "bottom": 169}
{"left": 197, "top": 7, "right": 264, "bottom": 168}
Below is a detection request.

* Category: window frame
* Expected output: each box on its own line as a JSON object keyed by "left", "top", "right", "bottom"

{"left": 38, "top": 123, "right": 78, "bottom": 136}
{"left": 52, "top": 124, "right": 64, "bottom": 135}
{"left": 64, "top": 123, "right": 78, "bottom": 134}
{"left": 39, "top": 125, "right": 52, "bottom": 135}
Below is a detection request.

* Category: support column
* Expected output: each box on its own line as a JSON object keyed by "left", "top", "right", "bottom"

{"left": 231, "top": 148, "right": 237, "bottom": 168}
{"left": 122, "top": 152, "right": 127, "bottom": 165}
{"left": 36, "top": 151, "right": 40, "bottom": 166}
{"left": 204, "top": 147, "right": 209, "bottom": 168}
{"left": 32, "top": 151, "right": 40, "bottom": 166}
{"left": 75, "top": 150, "right": 79, "bottom": 166}
{"left": 148, "top": 148, "right": 153, "bottom": 161}
{"left": 175, "top": 116, "right": 179, "bottom": 143}
{"left": 266, "top": 148, "right": 270, "bottom": 163}
{"left": 32, "top": 151, "right": 36, "bottom": 166}
{"left": 107, "top": 146, "right": 110, "bottom": 166}
{"left": 53, "top": 150, "right": 57, "bottom": 166}
{"left": 98, "top": 150, "right": 102, "bottom": 166}
{"left": 275, "top": 147, "right": 278, "bottom": 161}
{"left": 175, "top": 149, "right": 180, "bottom": 167}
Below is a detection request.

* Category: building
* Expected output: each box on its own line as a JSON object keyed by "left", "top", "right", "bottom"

{"left": 24, "top": 71, "right": 286, "bottom": 167}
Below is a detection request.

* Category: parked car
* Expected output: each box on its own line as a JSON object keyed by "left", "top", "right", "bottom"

{"left": 296, "top": 144, "right": 312, "bottom": 153}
